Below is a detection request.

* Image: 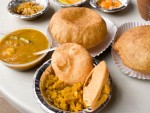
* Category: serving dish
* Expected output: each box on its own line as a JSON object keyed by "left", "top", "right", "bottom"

{"left": 90, "top": 0, "right": 130, "bottom": 13}
{"left": 0, "top": 26, "right": 51, "bottom": 70}
{"left": 111, "top": 22, "right": 150, "bottom": 80}
{"left": 33, "top": 59, "right": 112, "bottom": 113}
{"left": 52, "top": 0, "right": 87, "bottom": 7}
{"left": 48, "top": 16, "right": 117, "bottom": 57}
{"left": 7, "top": 0, "right": 50, "bottom": 20}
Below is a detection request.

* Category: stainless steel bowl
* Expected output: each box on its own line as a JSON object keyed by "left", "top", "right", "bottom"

{"left": 33, "top": 59, "right": 112, "bottom": 113}
{"left": 7, "top": 0, "right": 50, "bottom": 20}
{"left": 52, "top": 0, "right": 87, "bottom": 8}
{"left": 90, "top": 0, "right": 130, "bottom": 13}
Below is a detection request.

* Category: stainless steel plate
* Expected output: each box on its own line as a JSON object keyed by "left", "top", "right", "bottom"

{"left": 33, "top": 58, "right": 112, "bottom": 113}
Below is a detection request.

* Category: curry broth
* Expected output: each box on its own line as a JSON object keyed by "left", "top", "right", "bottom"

{"left": 0, "top": 29, "right": 49, "bottom": 64}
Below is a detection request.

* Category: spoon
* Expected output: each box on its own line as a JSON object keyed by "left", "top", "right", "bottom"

{"left": 34, "top": 47, "right": 57, "bottom": 55}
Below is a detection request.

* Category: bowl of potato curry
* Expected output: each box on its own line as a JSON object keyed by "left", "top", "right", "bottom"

{"left": 0, "top": 29, "right": 50, "bottom": 70}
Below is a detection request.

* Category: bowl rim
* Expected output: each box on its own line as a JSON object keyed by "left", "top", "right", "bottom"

{"left": 52, "top": 0, "right": 87, "bottom": 7}
{"left": 7, "top": 0, "right": 50, "bottom": 19}
{"left": 90, "top": 0, "right": 131, "bottom": 13}
{"left": 33, "top": 58, "right": 112, "bottom": 113}
{"left": 0, "top": 28, "right": 51, "bottom": 67}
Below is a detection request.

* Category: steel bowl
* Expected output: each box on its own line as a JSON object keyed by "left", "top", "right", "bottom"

{"left": 33, "top": 58, "right": 112, "bottom": 113}
{"left": 7, "top": 0, "right": 50, "bottom": 20}
{"left": 90, "top": 0, "right": 130, "bottom": 13}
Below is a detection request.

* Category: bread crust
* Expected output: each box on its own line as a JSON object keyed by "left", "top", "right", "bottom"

{"left": 49, "top": 7, "right": 107, "bottom": 49}
{"left": 113, "top": 25, "right": 150, "bottom": 74}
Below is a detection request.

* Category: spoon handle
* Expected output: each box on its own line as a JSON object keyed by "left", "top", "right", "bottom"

{"left": 34, "top": 47, "right": 57, "bottom": 55}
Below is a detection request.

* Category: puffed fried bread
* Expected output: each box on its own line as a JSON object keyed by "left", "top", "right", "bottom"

{"left": 83, "top": 61, "right": 109, "bottom": 107}
{"left": 49, "top": 7, "right": 107, "bottom": 49}
{"left": 113, "top": 25, "right": 150, "bottom": 74}
{"left": 51, "top": 43, "right": 93, "bottom": 85}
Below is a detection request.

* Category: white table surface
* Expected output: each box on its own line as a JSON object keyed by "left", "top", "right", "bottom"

{"left": 0, "top": 0, "right": 150, "bottom": 113}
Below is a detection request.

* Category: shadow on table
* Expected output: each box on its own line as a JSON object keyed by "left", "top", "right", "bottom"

{"left": 95, "top": 45, "right": 111, "bottom": 61}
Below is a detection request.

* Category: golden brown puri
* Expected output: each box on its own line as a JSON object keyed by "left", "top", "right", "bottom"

{"left": 113, "top": 25, "right": 150, "bottom": 74}
{"left": 83, "top": 61, "right": 109, "bottom": 107}
{"left": 49, "top": 7, "right": 107, "bottom": 49}
{"left": 51, "top": 43, "right": 93, "bottom": 85}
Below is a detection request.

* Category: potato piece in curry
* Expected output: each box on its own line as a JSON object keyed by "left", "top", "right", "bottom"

{"left": 0, "top": 29, "right": 49, "bottom": 64}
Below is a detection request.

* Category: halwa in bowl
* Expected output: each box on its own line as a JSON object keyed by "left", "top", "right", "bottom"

{"left": 0, "top": 28, "right": 50, "bottom": 70}
{"left": 33, "top": 59, "right": 112, "bottom": 113}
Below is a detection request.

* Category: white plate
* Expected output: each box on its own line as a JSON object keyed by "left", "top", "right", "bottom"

{"left": 111, "top": 22, "right": 150, "bottom": 80}
{"left": 47, "top": 16, "right": 117, "bottom": 57}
